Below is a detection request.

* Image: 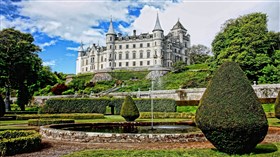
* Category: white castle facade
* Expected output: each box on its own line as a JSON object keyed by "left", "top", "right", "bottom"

{"left": 76, "top": 14, "right": 191, "bottom": 74}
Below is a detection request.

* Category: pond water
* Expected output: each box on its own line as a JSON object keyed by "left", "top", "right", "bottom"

{"left": 59, "top": 123, "right": 199, "bottom": 134}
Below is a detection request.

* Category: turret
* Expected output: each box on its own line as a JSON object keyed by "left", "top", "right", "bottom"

{"left": 106, "top": 18, "right": 116, "bottom": 70}
{"left": 76, "top": 42, "right": 84, "bottom": 74}
{"left": 152, "top": 13, "right": 164, "bottom": 67}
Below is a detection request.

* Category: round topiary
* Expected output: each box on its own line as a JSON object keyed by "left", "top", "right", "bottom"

{"left": 275, "top": 91, "right": 280, "bottom": 119}
{"left": 0, "top": 96, "right": 5, "bottom": 117}
{"left": 120, "top": 96, "right": 140, "bottom": 121}
{"left": 195, "top": 62, "right": 268, "bottom": 154}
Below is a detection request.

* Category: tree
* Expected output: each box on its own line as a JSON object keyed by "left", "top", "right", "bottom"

{"left": 120, "top": 95, "right": 140, "bottom": 121}
{"left": 275, "top": 91, "right": 280, "bottom": 119}
{"left": 172, "top": 61, "right": 188, "bottom": 73}
{"left": 0, "top": 95, "right": 5, "bottom": 117}
{"left": 189, "top": 44, "right": 211, "bottom": 64}
{"left": 0, "top": 28, "right": 42, "bottom": 111}
{"left": 211, "top": 13, "right": 280, "bottom": 83}
{"left": 195, "top": 62, "right": 268, "bottom": 154}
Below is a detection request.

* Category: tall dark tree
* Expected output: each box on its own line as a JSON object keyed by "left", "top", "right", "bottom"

{"left": 211, "top": 12, "right": 280, "bottom": 83}
{"left": 189, "top": 44, "right": 211, "bottom": 64}
{"left": 0, "top": 28, "right": 42, "bottom": 111}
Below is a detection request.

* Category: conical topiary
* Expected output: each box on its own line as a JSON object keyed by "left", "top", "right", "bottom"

{"left": 0, "top": 96, "right": 5, "bottom": 117}
{"left": 120, "top": 96, "right": 140, "bottom": 122}
{"left": 195, "top": 62, "right": 268, "bottom": 154}
{"left": 275, "top": 91, "right": 280, "bottom": 119}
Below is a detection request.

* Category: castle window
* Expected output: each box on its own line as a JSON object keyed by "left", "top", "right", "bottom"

{"left": 155, "top": 60, "right": 157, "bottom": 64}
{"left": 101, "top": 64, "right": 103, "bottom": 69}
{"left": 133, "top": 44, "right": 136, "bottom": 48}
{"left": 126, "top": 45, "right": 129, "bottom": 49}
{"left": 155, "top": 42, "right": 156, "bottom": 46}
{"left": 119, "top": 53, "right": 122, "bottom": 60}
{"left": 147, "top": 61, "right": 150, "bottom": 65}
{"left": 119, "top": 62, "right": 122, "bottom": 67}
{"left": 119, "top": 45, "right": 122, "bottom": 49}
{"left": 140, "top": 52, "right": 143, "bottom": 59}
{"left": 115, "top": 54, "right": 116, "bottom": 60}
{"left": 147, "top": 51, "right": 150, "bottom": 58}
{"left": 86, "top": 60, "right": 88, "bottom": 65}
{"left": 110, "top": 37, "right": 112, "bottom": 41}
{"left": 86, "top": 67, "right": 88, "bottom": 71}
{"left": 126, "top": 53, "right": 129, "bottom": 59}
{"left": 140, "top": 61, "right": 143, "bottom": 66}
{"left": 133, "top": 61, "right": 136, "bottom": 66}
{"left": 110, "top": 45, "right": 112, "bottom": 49}
{"left": 101, "top": 56, "right": 103, "bottom": 62}
{"left": 154, "top": 33, "right": 156, "bottom": 38}
{"left": 147, "top": 43, "right": 150, "bottom": 47}
{"left": 133, "top": 52, "right": 136, "bottom": 59}
{"left": 140, "top": 43, "right": 143, "bottom": 48}
{"left": 126, "top": 62, "right": 129, "bottom": 66}
{"left": 109, "top": 62, "right": 111, "bottom": 66}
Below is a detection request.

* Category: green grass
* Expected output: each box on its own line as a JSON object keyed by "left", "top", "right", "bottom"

{"left": 262, "top": 104, "right": 275, "bottom": 113}
{"left": 63, "top": 143, "right": 280, "bottom": 157}
{"left": 186, "top": 63, "right": 209, "bottom": 70}
{"left": 177, "top": 106, "right": 198, "bottom": 113}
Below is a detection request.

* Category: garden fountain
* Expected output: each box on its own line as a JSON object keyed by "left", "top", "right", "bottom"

{"left": 40, "top": 66, "right": 204, "bottom": 143}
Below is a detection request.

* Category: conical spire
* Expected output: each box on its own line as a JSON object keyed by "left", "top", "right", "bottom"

{"left": 107, "top": 17, "right": 115, "bottom": 35}
{"left": 153, "top": 13, "right": 163, "bottom": 31}
{"left": 171, "top": 19, "right": 187, "bottom": 31}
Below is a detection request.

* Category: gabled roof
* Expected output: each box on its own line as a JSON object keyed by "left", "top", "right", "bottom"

{"left": 171, "top": 20, "right": 187, "bottom": 31}
{"left": 153, "top": 13, "right": 163, "bottom": 31}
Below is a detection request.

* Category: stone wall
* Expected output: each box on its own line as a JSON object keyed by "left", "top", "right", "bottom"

{"left": 40, "top": 126, "right": 206, "bottom": 143}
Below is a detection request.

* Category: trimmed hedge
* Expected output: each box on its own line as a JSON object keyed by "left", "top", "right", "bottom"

{"left": 28, "top": 119, "right": 75, "bottom": 126}
{"left": 195, "top": 62, "right": 268, "bottom": 154}
{"left": 0, "top": 130, "right": 41, "bottom": 156}
{"left": 120, "top": 96, "right": 140, "bottom": 121}
{"left": 43, "top": 98, "right": 111, "bottom": 113}
{"left": 140, "top": 112, "right": 194, "bottom": 119}
{"left": 43, "top": 98, "right": 176, "bottom": 114}
{"left": 16, "top": 113, "right": 104, "bottom": 120}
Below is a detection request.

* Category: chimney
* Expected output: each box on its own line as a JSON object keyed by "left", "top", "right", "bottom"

{"left": 133, "top": 30, "right": 136, "bottom": 36}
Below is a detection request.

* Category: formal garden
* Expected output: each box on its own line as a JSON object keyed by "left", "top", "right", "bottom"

{"left": 0, "top": 12, "right": 280, "bottom": 157}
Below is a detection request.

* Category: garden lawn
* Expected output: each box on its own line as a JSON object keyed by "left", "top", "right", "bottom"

{"left": 63, "top": 143, "right": 280, "bottom": 157}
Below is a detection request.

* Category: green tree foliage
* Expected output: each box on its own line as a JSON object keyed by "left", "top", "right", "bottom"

{"left": 275, "top": 91, "right": 280, "bottom": 119}
{"left": 120, "top": 96, "right": 140, "bottom": 121}
{"left": 211, "top": 13, "right": 280, "bottom": 83}
{"left": 0, "top": 28, "right": 42, "bottom": 110}
{"left": 189, "top": 44, "right": 211, "bottom": 64}
{"left": 195, "top": 62, "right": 268, "bottom": 154}
{"left": 172, "top": 61, "right": 188, "bottom": 73}
{"left": 0, "top": 95, "right": 5, "bottom": 117}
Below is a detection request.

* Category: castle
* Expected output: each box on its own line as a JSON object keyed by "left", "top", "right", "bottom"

{"left": 76, "top": 14, "right": 191, "bottom": 74}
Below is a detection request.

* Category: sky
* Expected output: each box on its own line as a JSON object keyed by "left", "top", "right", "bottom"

{"left": 0, "top": 0, "right": 279, "bottom": 74}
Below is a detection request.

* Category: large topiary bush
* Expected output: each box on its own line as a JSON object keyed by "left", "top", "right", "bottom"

{"left": 120, "top": 96, "right": 140, "bottom": 121}
{"left": 195, "top": 62, "right": 268, "bottom": 154}
{"left": 0, "top": 96, "right": 5, "bottom": 117}
{"left": 275, "top": 91, "right": 280, "bottom": 119}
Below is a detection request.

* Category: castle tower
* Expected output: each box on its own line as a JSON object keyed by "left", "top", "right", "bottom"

{"left": 106, "top": 18, "right": 116, "bottom": 70}
{"left": 152, "top": 13, "right": 164, "bottom": 67}
{"left": 76, "top": 42, "right": 84, "bottom": 74}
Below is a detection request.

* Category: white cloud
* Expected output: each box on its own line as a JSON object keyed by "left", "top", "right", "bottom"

{"left": 65, "top": 53, "right": 76, "bottom": 57}
{"left": 43, "top": 60, "right": 56, "bottom": 66}
{"left": 38, "top": 40, "right": 57, "bottom": 51}
{"left": 129, "top": 1, "right": 279, "bottom": 47}
{"left": 66, "top": 47, "right": 79, "bottom": 51}
{"left": 1, "top": 0, "right": 171, "bottom": 45}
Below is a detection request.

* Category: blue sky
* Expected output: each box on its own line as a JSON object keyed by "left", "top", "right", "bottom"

{"left": 1, "top": 0, "right": 279, "bottom": 74}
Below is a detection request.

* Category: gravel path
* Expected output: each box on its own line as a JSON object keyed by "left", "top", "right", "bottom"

{"left": 12, "top": 127, "right": 280, "bottom": 157}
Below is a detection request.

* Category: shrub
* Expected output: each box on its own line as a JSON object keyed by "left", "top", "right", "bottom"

{"left": 16, "top": 113, "right": 104, "bottom": 120}
{"left": 120, "top": 96, "right": 140, "bottom": 121}
{"left": 43, "top": 98, "right": 111, "bottom": 113}
{"left": 195, "top": 62, "right": 268, "bottom": 154}
{"left": 275, "top": 91, "right": 280, "bottom": 119}
{"left": 28, "top": 119, "right": 75, "bottom": 126}
{"left": 0, "top": 130, "right": 41, "bottom": 156}
{"left": 51, "top": 84, "right": 68, "bottom": 95}
{"left": 0, "top": 95, "right": 5, "bottom": 117}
